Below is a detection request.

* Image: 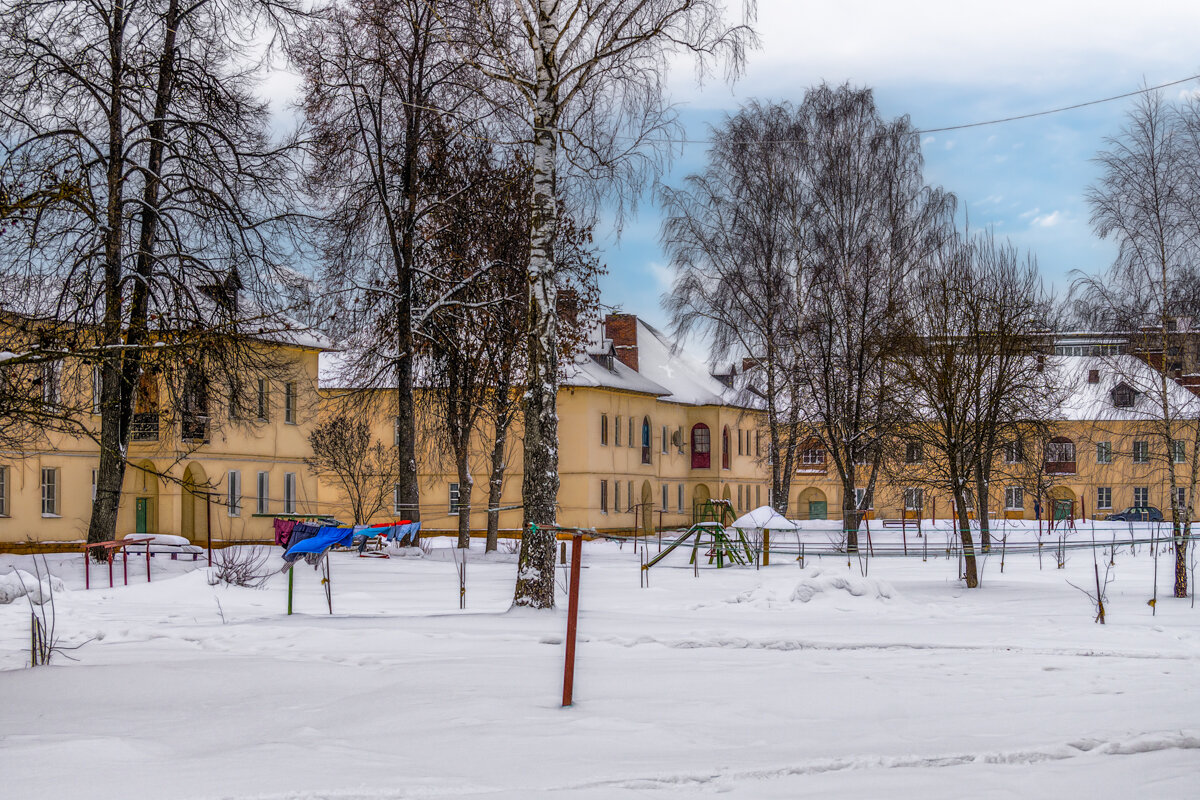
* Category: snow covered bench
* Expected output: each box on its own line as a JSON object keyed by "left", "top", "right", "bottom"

{"left": 123, "top": 533, "right": 205, "bottom": 561}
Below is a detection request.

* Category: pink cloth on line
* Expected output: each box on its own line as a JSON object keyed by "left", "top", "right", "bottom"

{"left": 273, "top": 518, "right": 297, "bottom": 547}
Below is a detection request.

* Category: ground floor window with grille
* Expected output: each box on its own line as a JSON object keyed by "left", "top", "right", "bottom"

{"left": 1096, "top": 487, "right": 1112, "bottom": 510}
{"left": 1004, "top": 487, "right": 1023, "bottom": 511}
{"left": 41, "top": 468, "right": 59, "bottom": 516}
{"left": 284, "top": 473, "right": 296, "bottom": 514}
{"left": 257, "top": 472, "right": 270, "bottom": 515}
{"left": 905, "top": 488, "right": 923, "bottom": 511}
{"left": 449, "top": 483, "right": 461, "bottom": 515}
{"left": 1133, "top": 487, "right": 1149, "bottom": 507}
{"left": 600, "top": 480, "right": 608, "bottom": 513}
{"left": 227, "top": 470, "right": 242, "bottom": 517}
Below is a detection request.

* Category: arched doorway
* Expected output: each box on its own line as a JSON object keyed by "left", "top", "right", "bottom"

{"left": 796, "top": 487, "right": 828, "bottom": 520}
{"left": 181, "top": 462, "right": 209, "bottom": 543}
{"left": 640, "top": 481, "right": 653, "bottom": 534}
{"left": 692, "top": 483, "right": 711, "bottom": 522}
{"left": 130, "top": 460, "right": 159, "bottom": 534}
{"left": 1046, "top": 485, "right": 1076, "bottom": 521}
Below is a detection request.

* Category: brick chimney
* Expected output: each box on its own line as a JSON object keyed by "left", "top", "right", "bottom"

{"left": 604, "top": 313, "right": 639, "bottom": 372}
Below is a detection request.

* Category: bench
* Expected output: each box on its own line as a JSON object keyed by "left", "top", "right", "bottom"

{"left": 123, "top": 533, "right": 205, "bottom": 561}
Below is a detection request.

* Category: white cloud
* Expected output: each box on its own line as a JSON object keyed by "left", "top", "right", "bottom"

{"left": 1019, "top": 208, "right": 1041, "bottom": 220}
{"left": 645, "top": 261, "right": 675, "bottom": 293}
{"left": 1032, "top": 210, "right": 1064, "bottom": 228}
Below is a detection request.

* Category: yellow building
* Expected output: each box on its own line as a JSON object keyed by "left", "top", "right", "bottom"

{"left": 787, "top": 355, "right": 1200, "bottom": 523}
{"left": 0, "top": 336, "right": 326, "bottom": 546}
{"left": 316, "top": 314, "right": 771, "bottom": 534}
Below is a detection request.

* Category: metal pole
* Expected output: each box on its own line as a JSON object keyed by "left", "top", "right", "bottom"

{"left": 763, "top": 529, "right": 770, "bottom": 567}
{"left": 562, "top": 532, "right": 583, "bottom": 707}
{"left": 206, "top": 492, "right": 213, "bottom": 567}
{"left": 287, "top": 566, "right": 294, "bottom": 615}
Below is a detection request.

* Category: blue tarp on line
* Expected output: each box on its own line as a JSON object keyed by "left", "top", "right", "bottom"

{"left": 283, "top": 526, "right": 354, "bottom": 562}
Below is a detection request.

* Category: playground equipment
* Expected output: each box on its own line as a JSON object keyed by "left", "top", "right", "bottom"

{"left": 643, "top": 521, "right": 754, "bottom": 570}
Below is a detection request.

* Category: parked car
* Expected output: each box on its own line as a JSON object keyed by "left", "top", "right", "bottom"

{"left": 1106, "top": 506, "right": 1164, "bottom": 522}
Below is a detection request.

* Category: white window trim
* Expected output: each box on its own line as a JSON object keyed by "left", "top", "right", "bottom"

{"left": 283, "top": 472, "right": 296, "bottom": 514}
{"left": 41, "top": 467, "right": 59, "bottom": 517}
{"left": 227, "top": 470, "right": 242, "bottom": 517}
{"left": 257, "top": 471, "right": 270, "bottom": 515}
{"left": 449, "top": 482, "right": 461, "bottom": 515}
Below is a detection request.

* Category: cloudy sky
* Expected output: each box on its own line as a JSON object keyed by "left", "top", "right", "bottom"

{"left": 597, "top": 0, "right": 1200, "bottom": 334}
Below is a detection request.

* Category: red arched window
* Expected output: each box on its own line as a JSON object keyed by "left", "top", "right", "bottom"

{"left": 722, "top": 426, "right": 731, "bottom": 470}
{"left": 690, "top": 424, "right": 710, "bottom": 469}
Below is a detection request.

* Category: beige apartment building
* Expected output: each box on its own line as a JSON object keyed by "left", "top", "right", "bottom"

{"left": 316, "top": 314, "right": 770, "bottom": 534}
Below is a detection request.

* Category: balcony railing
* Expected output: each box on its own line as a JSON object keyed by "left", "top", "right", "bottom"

{"left": 130, "top": 412, "right": 160, "bottom": 442}
{"left": 181, "top": 414, "right": 210, "bottom": 444}
{"left": 1044, "top": 461, "right": 1076, "bottom": 475}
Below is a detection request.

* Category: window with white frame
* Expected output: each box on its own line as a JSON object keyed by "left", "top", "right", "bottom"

{"left": 1096, "top": 441, "right": 1112, "bottom": 464}
{"left": 41, "top": 467, "right": 59, "bottom": 516}
{"left": 1004, "top": 441, "right": 1024, "bottom": 463}
{"left": 449, "top": 483, "right": 461, "bottom": 514}
{"left": 854, "top": 487, "right": 872, "bottom": 510}
{"left": 905, "top": 442, "right": 923, "bottom": 464}
{"left": 284, "top": 382, "right": 297, "bottom": 424}
{"left": 1004, "top": 487, "right": 1024, "bottom": 510}
{"left": 1133, "top": 440, "right": 1149, "bottom": 463}
{"left": 1173, "top": 439, "right": 1186, "bottom": 464}
{"left": 91, "top": 468, "right": 97, "bottom": 500}
{"left": 615, "top": 416, "right": 623, "bottom": 446}
{"left": 283, "top": 472, "right": 296, "bottom": 514}
{"left": 1133, "top": 486, "right": 1149, "bottom": 507}
{"left": 662, "top": 484, "right": 668, "bottom": 511}
{"left": 92, "top": 364, "right": 102, "bottom": 413}
{"left": 600, "top": 480, "right": 608, "bottom": 513}
{"left": 257, "top": 472, "right": 270, "bottom": 515}
{"left": 227, "top": 470, "right": 242, "bottom": 517}
{"left": 41, "top": 361, "right": 61, "bottom": 405}
{"left": 394, "top": 417, "right": 401, "bottom": 446}
{"left": 801, "top": 447, "right": 825, "bottom": 466}
{"left": 0, "top": 465, "right": 8, "bottom": 516}
{"left": 661, "top": 425, "right": 668, "bottom": 454}
{"left": 1173, "top": 487, "right": 1187, "bottom": 512}
{"left": 677, "top": 483, "right": 684, "bottom": 512}
{"left": 1096, "top": 487, "right": 1112, "bottom": 510}
{"left": 256, "top": 378, "right": 269, "bottom": 421}
{"left": 904, "top": 488, "right": 923, "bottom": 511}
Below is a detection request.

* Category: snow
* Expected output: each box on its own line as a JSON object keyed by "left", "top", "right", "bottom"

{"left": 0, "top": 568, "right": 65, "bottom": 605}
{"left": 2, "top": 525, "right": 1199, "bottom": 799}
{"left": 732, "top": 504, "right": 799, "bottom": 531}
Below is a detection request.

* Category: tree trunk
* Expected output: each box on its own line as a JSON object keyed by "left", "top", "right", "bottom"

{"left": 954, "top": 489, "right": 979, "bottom": 588}
{"left": 456, "top": 451, "right": 472, "bottom": 549}
{"left": 974, "top": 461, "right": 991, "bottom": 552}
{"left": 841, "top": 480, "right": 859, "bottom": 553}
{"left": 513, "top": 0, "right": 560, "bottom": 610}
{"left": 485, "top": 410, "right": 510, "bottom": 553}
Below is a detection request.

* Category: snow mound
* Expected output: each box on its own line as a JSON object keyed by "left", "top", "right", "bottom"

{"left": 791, "top": 567, "right": 896, "bottom": 602}
{"left": 0, "top": 569, "right": 66, "bottom": 605}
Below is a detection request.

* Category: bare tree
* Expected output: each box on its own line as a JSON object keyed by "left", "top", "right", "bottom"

{"left": 0, "top": 0, "right": 305, "bottom": 553}
{"left": 790, "top": 84, "right": 952, "bottom": 551}
{"left": 464, "top": 0, "right": 755, "bottom": 607}
{"left": 662, "top": 100, "right": 805, "bottom": 514}
{"left": 305, "top": 413, "right": 400, "bottom": 525}
{"left": 291, "top": 0, "right": 484, "bottom": 536}
{"left": 1077, "top": 89, "right": 1200, "bottom": 598}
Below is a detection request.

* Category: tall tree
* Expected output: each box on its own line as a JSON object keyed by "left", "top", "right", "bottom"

{"left": 662, "top": 100, "right": 806, "bottom": 515}
{"left": 292, "top": 0, "right": 480, "bottom": 535}
{"left": 467, "top": 0, "right": 755, "bottom": 608}
{"left": 305, "top": 413, "right": 400, "bottom": 525}
{"left": 1077, "top": 89, "right": 1200, "bottom": 598}
{"left": 0, "top": 0, "right": 303, "bottom": 553}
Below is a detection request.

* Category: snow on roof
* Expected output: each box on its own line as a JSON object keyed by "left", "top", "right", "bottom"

{"left": 1051, "top": 355, "right": 1200, "bottom": 421}
{"left": 630, "top": 319, "right": 744, "bottom": 407}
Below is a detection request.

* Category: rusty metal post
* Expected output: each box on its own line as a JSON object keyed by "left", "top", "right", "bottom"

{"left": 763, "top": 530, "right": 770, "bottom": 567}
{"left": 562, "top": 532, "right": 584, "bottom": 707}
{"left": 206, "top": 491, "right": 213, "bottom": 567}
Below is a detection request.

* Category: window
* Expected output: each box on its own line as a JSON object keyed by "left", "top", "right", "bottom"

{"left": 1133, "top": 487, "right": 1149, "bottom": 507}
{"left": 284, "top": 382, "right": 297, "bottom": 424}
{"left": 393, "top": 485, "right": 403, "bottom": 515}
{"left": 641, "top": 417, "right": 652, "bottom": 465}
{"left": 662, "top": 484, "right": 669, "bottom": 511}
{"left": 661, "top": 425, "right": 668, "bottom": 454}
{"left": 628, "top": 417, "right": 634, "bottom": 448}
{"left": 256, "top": 378, "right": 269, "bottom": 421}
{"left": 257, "top": 472, "right": 270, "bottom": 515}
{"left": 1173, "top": 487, "right": 1187, "bottom": 511}
{"left": 92, "top": 365, "right": 102, "bottom": 413}
{"left": 1045, "top": 438, "right": 1076, "bottom": 472}
{"left": 1112, "top": 384, "right": 1135, "bottom": 408}
{"left": 1004, "top": 441, "right": 1024, "bottom": 464}
{"left": 738, "top": 429, "right": 744, "bottom": 456}
{"left": 905, "top": 488, "right": 924, "bottom": 511}
{"left": 1096, "top": 441, "right": 1112, "bottom": 464}
{"left": 41, "top": 468, "right": 58, "bottom": 516}
{"left": 755, "top": 485, "right": 761, "bottom": 507}
{"left": 854, "top": 487, "right": 872, "bottom": 510}
{"left": 91, "top": 469, "right": 97, "bottom": 501}
{"left": 801, "top": 446, "right": 825, "bottom": 466}
{"left": 1096, "top": 487, "right": 1112, "bottom": 510}
{"left": 1005, "top": 487, "right": 1024, "bottom": 510}
{"left": 615, "top": 416, "right": 622, "bottom": 446}
{"left": 627, "top": 481, "right": 633, "bottom": 512}
{"left": 737, "top": 484, "right": 743, "bottom": 509}
{"left": 690, "top": 424, "right": 711, "bottom": 469}
{"left": 600, "top": 480, "right": 608, "bottom": 513}
{"left": 1173, "top": 440, "right": 1186, "bottom": 464}
{"left": 283, "top": 472, "right": 296, "bottom": 514}
{"left": 676, "top": 426, "right": 684, "bottom": 454}
{"left": 905, "top": 442, "right": 923, "bottom": 464}
{"left": 40, "top": 361, "right": 61, "bottom": 406}
{"left": 449, "top": 483, "right": 461, "bottom": 514}
{"left": 227, "top": 471, "right": 242, "bottom": 517}
{"left": 721, "top": 426, "right": 730, "bottom": 470}
{"left": 394, "top": 417, "right": 401, "bottom": 446}
{"left": 600, "top": 414, "right": 609, "bottom": 446}
{"left": 614, "top": 481, "right": 621, "bottom": 512}
{"left": 0, "top": 465, "right": 7, "bottom": 516}
{"left": 1133, "top": 440, "right": 1149, "bottom": 464}
{"left": 755, "top": 431, "right": 761, "bottom": 457}
{"left": 677, "top": 483, "right": 684, "bottom": 512}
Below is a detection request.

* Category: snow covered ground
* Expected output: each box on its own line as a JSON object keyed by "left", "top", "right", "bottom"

{"left": 2, "top": 522, "right": 1199, "bottom": 799}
